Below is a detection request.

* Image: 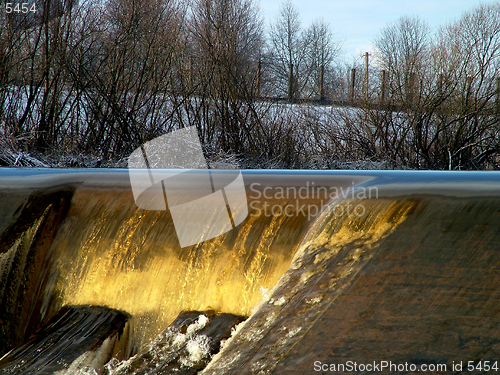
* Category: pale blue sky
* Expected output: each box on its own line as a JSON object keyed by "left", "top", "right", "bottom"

{"left": 259, "top": 0, "right": 494, "bottom": 62}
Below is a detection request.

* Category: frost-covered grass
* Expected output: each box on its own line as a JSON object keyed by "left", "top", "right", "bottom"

{"left": 1, "top": 92, "right": 397, "bottom": 169}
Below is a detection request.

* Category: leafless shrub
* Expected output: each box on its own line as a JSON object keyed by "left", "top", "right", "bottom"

{"left": 1, "top": 0, "right": 499, "bottom": 170}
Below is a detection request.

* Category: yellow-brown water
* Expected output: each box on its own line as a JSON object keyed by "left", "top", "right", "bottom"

{"left": 50, "top": 186, "right": 314, "bottom": 350}
{"left": 0, "top": 171, "right": 370, "bottom": 354}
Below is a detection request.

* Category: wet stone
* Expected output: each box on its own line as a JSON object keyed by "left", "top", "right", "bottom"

{"left": 107, "top": 310, "right": 246, "bottom": 375}
{"left": 0, "top": 305, "right": 133, "bottom": 374}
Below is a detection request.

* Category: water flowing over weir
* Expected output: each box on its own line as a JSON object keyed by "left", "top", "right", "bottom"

{"left": 1, "top": 169, "right": 500, "bottom": 374}
{"left": 0, "top": 169, "right": 370, "bottom": 371}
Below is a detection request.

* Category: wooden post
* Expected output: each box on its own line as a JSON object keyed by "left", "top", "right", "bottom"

{"left": 189, "top": 55, "right": 194, "bottom": 93}
{"left": 288, "top": 63, "right": 294, "bottom": 103}
{"left": 436, "top": 73, "right": 444, "bottom": 112}
{"left": 350, "top": 68, "right": 356, "bottom": 104}
{"left": 380, "top": 70, "right": 387, "bottom": 104}
{"left": 407, "top": 72, "right": 416, "bottom": 108}
{"left": 437, "top": 74, "right": 443, "bottom": 97}
{"left": 256, "top": 59, "right": 261, "bottom": 98}
{"left": 466, "top": 76, "right": 473, "bottom": 108}
{"left": 364, "top": 52, "right": 369, "bottom": 101}
{"left": 319, "top": 64, "right": 325, "bottom": 102}
{"left": 496, "top": 77, "right": 500, "bottom": 115}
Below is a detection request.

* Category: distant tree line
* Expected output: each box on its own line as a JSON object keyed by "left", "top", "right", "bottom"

{"left": 0, "top": 0, "right": 499, "bottom": 170}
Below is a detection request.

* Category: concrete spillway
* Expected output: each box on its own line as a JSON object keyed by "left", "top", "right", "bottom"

{"left": 0, "top": 169, "right": 499, "bottom": 374}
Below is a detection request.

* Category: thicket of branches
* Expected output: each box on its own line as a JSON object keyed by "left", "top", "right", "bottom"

{"left": 365, "top": 9, "right": 500, "bottom": 169}
{"left": 1, "top": 0, "right": 499, "bottom": 170}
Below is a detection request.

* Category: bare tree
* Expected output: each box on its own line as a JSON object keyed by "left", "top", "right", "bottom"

{"left": 375, "top": 15, "right": 431, "bottom": 108}
{"left": 0, "top": 0, "right": 79, "bottom": 150}
{"left": 73, "top": 0, "right": 185, "bottom": 158}
{"left": 268, "top": 0, "right": 303, "bottom": 101}
{"left": 430, "top": 2, "right": 500, "bottom": 169}
{"left": 302, "top": 19, "right": 341, "bottom": 100}
{"left": 189, "top": 0, "right": 264, "bottom": 154}
{"left": 369, "top": 7, "right": 500, "bottom": 169}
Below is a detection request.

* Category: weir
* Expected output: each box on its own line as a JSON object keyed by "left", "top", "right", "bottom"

{"left": 0, "top": 169, "right": 499, "bottom": 374}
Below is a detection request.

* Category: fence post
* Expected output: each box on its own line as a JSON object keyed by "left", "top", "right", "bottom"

{"left": 189, "top": 55, "right": 194, "bottom": 93}
{"left": 256, "top": 59, "right": 261, "bottom": 98}
{"left": 380, "top": 70, "right": 387, "bottom": 104}
{"left": 437, "top": 74, "right": 444, "bottom": 112}
{"left": 319, "top": 64, "right": 325, "bottom": 102}
{"left": 437, "top": 74, "right": 443, "bottom": 97}
{"left": 407, "top": 72, "right": 416, "bottom": 108}
{"left": 364, "top": 52, "right": 369, "bottom": 101}
{"left": 496, "top": 77, "right": 500, "bottom": 115}
{"left": 466, "top": 76, "right": 473, "bottom": 108}
{"left": 350, "top": 68, "right": 356, "bottom": 104}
